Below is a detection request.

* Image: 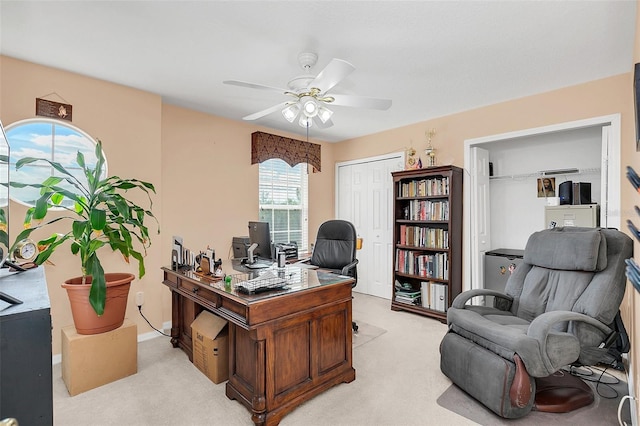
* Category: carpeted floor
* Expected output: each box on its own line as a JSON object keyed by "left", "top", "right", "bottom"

{"left": 437, "top": 367, "right": 631, "bottom": 425}
{"left": 52, "top": 292, "right": 631, "bottom": 425}
{"left": 352, "top": 320, "right": 386, "bottom": 348}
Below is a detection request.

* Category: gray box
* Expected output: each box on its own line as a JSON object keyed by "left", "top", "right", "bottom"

{"left": 484, "top": 248, "right": 524, "bottom": 296}
{"left": 545, "top": 205, "right": 599, "bottom": 228}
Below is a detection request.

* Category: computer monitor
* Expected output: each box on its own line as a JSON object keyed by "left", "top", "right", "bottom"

{"left": 248, "top": 221, "right": 273, "bottom": 261}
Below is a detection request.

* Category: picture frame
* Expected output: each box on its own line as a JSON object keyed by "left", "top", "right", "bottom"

{"left": 537, "top": 177, "right": 556, "bottom": 198}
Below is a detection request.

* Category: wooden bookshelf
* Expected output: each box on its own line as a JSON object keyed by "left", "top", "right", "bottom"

{"left": 390, "top": 165, "right": 463, "bottom": 322}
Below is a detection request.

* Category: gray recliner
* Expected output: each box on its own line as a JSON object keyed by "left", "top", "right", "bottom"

{"left": 440, "top": 227, "right": 633, "bottom": 418}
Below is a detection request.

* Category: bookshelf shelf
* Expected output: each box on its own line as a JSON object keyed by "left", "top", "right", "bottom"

{"left": 391, "top": 165, "right": 463, "bottom": 322}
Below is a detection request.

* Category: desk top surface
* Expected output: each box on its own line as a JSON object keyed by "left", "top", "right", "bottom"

{"left": 0, "top": 267, "right": 50, "bottom": 317}
{"left": 163, "top": 264, "right": 353, "bottom": 303}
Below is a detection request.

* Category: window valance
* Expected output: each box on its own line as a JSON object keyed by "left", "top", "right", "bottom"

{"left": 251, "top": 131, "right": 321, "bottom": 172}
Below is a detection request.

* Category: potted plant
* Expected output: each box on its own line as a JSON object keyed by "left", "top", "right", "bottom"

{"left": 12, "top": 140, "right": 158, "bottom": 334}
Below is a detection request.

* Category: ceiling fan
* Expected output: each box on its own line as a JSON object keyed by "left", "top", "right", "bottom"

{"left": 223, "top": 52, "right": 392, "bottom": 129}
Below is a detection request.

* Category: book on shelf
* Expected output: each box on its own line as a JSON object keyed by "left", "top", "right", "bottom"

{"left": 420, "top": 281, "right": 431, "bottom": 309}
{"left": 395, "top": 295, "right": 422, "bottom": 305}
{"left": 429, "top": 282, "right": 448, "bottom": 312}
{"left": 398, "top": 225, "right": 449, "bottom": 249}
{"left": 398, "top": 177, "right": 450, "bottom": 197}
{"left": 395, "top": 249, "right": 449, "bottom": 279}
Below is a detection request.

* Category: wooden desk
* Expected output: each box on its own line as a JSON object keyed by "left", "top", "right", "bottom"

{"left": 162, "top": 266, "right": 356, "bottom": 426}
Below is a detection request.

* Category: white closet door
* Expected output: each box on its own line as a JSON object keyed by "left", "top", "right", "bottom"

{"left": 337, "top": 154, "right": 403, "bottom": 299}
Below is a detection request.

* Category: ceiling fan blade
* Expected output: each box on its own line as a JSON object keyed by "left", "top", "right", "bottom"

{"left": 330, "top": 93, "right": 392, "bottom": 110}
{"left": 223, "top": 80, "right": 287, "bottom": 94}
{"left": 309, "top": 59, "right": 355, "bottom": 93}
{"left": 242, "top": 101, "right": 289, "bottom": 121}
{"left": 313, "top": 116, "right": 334, "bottom": 129}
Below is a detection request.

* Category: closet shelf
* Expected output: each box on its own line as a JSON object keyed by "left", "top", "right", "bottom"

{"left": 490, "top": 167, "right": 601, "bottom": 181}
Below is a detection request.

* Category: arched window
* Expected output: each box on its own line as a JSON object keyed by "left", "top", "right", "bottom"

{"left": 5, "top": 118, "right": 107, "bottom": 208}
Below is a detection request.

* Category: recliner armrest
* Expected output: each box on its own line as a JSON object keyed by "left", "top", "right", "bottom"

{"left": 451, "top": 289, "right": 513, "bottom": 310}
{"left": 527, "top": 310, "right": 613, "bottom": 373}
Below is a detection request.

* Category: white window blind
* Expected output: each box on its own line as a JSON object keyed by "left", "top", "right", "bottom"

{"left": 258, "top": 159, "right": 308, "bottom": 251}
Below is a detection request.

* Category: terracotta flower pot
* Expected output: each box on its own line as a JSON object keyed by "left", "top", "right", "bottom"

{"left": 62, "top": 272, "right": 134, "bottom": 335}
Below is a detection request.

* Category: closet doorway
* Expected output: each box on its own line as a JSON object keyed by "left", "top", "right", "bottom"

{"left": 464, "top": 114, "right": 621, "bottom": 292}
{"left": 336, "top": 153, "right": 404, "bottom": 299}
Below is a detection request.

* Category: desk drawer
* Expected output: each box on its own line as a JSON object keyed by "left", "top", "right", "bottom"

{"left": 178, "top": 279, "right": 221, "bottom": 307}
{"left": 163, "top": 270, "right": 178, "bottom": 288}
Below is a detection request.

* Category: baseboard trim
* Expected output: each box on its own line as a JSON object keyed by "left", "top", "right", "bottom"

{"left": 52, "top": 321, "right": 173, "bottom": 365}
{"left": 625, "top": 353, "right": 638, "bottom": 426}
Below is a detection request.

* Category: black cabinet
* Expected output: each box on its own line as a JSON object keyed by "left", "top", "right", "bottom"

{"left": 0, "top": 267, "right": 52, "bottom": 425}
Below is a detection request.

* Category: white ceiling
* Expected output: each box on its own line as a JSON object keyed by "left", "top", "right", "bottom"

{"left": 0, "top": 1, "right": 636, "bottom": 143}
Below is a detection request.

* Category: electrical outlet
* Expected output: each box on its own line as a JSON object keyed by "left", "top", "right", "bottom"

{"left": 136, "top": 291, "right": 144, "bottom": 306}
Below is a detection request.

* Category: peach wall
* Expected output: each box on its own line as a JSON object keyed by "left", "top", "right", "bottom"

{"left": 159, "top": 103, "right": 335, "bottom": 261}
{"left": 334, "top": 74, "right": 630, "bottom": 167}
{"left": 0, "top": 56, "right": 164, "bottom": 356}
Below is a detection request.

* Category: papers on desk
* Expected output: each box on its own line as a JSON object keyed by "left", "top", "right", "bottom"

{"left": 234, "top": 270, "right": 287, "bottom": 293}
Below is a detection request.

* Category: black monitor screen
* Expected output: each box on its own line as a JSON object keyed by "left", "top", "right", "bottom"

{"left": 248, "top": 221, "right": 273, "bottom": 260}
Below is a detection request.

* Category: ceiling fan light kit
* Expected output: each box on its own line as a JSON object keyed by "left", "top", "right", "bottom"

{"left": 282, "top": 103, "right": 300, "bottom": 122}
{"left": 224, "top": 51, "right": 392, "bottom": 130}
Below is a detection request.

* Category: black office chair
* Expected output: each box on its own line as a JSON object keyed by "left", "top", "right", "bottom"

{"left": 309, "top": 220, "right": 359, "bottom": 332}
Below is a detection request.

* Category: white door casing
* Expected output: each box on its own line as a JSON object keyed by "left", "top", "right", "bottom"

{"left": 470, "top": 147, "right": 491, "bottom": 291}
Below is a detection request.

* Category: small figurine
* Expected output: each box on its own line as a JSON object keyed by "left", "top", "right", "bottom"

{"left": 405, "top": 147, "right": 420, "bottom": 170}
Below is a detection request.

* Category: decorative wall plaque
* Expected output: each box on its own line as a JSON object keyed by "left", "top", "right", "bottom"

{"left": 36, "top": 98, "right": 72, "bottom": 121}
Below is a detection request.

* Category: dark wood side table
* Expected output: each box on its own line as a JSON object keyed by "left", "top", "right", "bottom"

{"left": 162, "top": 266, "right": 356, "bottom": 426}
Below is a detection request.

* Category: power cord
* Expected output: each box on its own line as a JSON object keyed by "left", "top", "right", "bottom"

{"left": 137, "top": 305, "right": 171, "bottom": 337}
{"left": 566, "top": 365, "right": 621, "bottom": 399}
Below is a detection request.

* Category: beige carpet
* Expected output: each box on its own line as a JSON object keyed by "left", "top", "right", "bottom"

{"left": 51, "top": 292, "right": 630, "bottom": 425}
{"left": 352, "top": 321, "right": 386, "bottom": 348}
{"left": 436, "top": 368, "right": 631, "bottom": 425}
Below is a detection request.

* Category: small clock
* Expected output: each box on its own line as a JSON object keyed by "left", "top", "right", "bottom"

{"left": 13, "top": 239, "right": 38, "bottom": 261}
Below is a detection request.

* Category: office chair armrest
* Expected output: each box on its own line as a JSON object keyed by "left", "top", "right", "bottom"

{"left": 451, "top": 289, "right": 513, "bottom": 310}
{"left": 527, "top": 310, "right": 613, "bottom": 374}
{"left": 340, "top": 259, "right": 359, "bottom": 276}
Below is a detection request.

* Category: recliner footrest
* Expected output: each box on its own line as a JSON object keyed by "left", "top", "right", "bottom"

{"left": 440, "top": 332, "right": 535, "bottom": 419}
{"left": 534, "top": 371, "right": 594, "bottom": 413}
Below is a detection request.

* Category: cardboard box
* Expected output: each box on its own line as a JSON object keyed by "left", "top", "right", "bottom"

{"left": 190, "top": 311, "right": 229, "bottom": 384}
{"left": 61, "top": 319, "right": 137, "bottom": 396}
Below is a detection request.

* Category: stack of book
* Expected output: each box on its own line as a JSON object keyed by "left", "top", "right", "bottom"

{"left": 394, "top": 281, "right": 421, "bottom": 305}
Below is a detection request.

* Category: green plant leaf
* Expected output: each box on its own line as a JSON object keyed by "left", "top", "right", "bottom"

{"left": 87, "top": 255, "right": 106, "bottom": 316}
{"left": 0, "top": 230, "right": 8, "bottom": 248}
{"left": 76, "top": 151, "right": 85, "bottom": 168}
{"left": 131, "top": 250, "right": 145, "bottom": 277}
{"left": 33, "top": 192, "right": 53, "bottom": 220}
{"left": 90, "top": 209, "right": 107, "bottom": 231}
{"left": 72, "top": 220, "right": 88, "bottom": 240}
